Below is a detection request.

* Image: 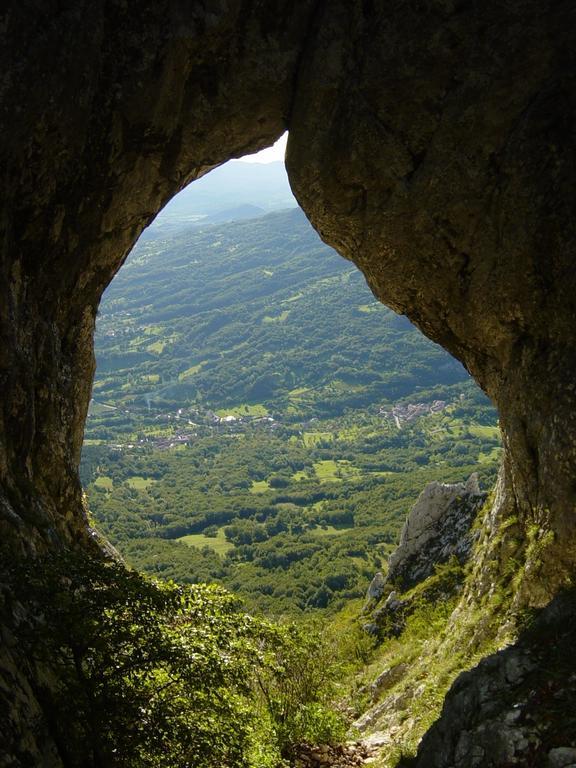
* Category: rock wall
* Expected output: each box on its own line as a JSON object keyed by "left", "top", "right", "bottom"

{"left": 1, "top": 1, "right": 575, "bottom": 765}
{"left": 0, "top": 0, "right": 317, "bottom": 553}
{"left": 286, "top": 0, "right": 576, "bottom": 603}
{"left": 400, "top": 589, "right": 576, "bottom": 768}
{"left": 387, "top": 474, "right": 483, "bottom": 589}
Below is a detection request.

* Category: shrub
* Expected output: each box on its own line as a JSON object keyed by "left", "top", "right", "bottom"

{"left": 9, "top": 551, "right": 262, "bottom": 767}
{"left": 253, "top": 622, "right": 347, "bottom": 758}
{"left": 5, "top": 550, "right": 347, "bottom": 767}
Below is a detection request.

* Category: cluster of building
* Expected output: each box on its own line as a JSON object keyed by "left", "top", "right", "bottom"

{"left": 379, "top": 400, "right": 448, "bottom": 428}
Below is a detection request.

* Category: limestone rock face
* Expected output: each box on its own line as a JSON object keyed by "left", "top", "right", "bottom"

{"left": 0, "top": 3, "right": 318, "bottom": 761}
{"left": 286, "top": 0, "right": 576, "bottom": 600}
{"left": 400, "top": 590, "right": 576, "bottom": 768}
{"left": 365, "top": 572, "right": 387, "bottom": 602}
{"left": 1, "top": 1, "right": 576, "bottom": 765}
{"left": 387, "top": 475, "right": 484, "bottom": 589}
{"left": 0, "top": 0, "right": 317, "bottom": 553}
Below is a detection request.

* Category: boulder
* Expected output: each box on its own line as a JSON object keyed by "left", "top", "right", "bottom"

{"left": 387, "top": 475, "right": 485, "bottom": 590}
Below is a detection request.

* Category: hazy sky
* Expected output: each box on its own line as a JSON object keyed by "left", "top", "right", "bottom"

{"left": 235, "top": 132, "right": 287, "bottom": 164}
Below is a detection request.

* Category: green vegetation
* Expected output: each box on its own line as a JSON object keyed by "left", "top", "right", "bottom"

{"left": 5, "top": 550, "right": 344, "bottom": 767}
{"left": 82, "top": 207, "right": 500, "bottom": 616}
{"left": 94, "top": 475, "right": 113, "bottom": 490}
{"left": 348, "top": 554, "right": 511, "bottom": 767}
{"left": 304, "top": 432, "right": 333, "bottom": 447}
{"left": 216, "top": 404, "right": 269, "bottom": 417}
{"left": 89, "top": 209, "right": 476, "bottom": 420}
{"left": 126, "top": 475, "right": 156, "bottom": 490}
{"left": 178, "top": 528, "right": 235, "bottom": 556}
{"left": 83, "top": 398, "right": 499, "bottom": 615}
{"left": 75, "top": 203, "right": 506, "bottom": 762}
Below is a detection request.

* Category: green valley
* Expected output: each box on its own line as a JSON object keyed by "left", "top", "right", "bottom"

{"left": 82, "top": 207, "right": 501, "bottom": 616}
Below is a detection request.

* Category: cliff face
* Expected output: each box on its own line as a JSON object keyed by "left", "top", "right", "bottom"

{"left": 386, "top": 474, "right": 483, "bottom": 590}
{"left": 1, "top": 1, "right": 575, "bottom": 765}
{"left": 402, "top": 589, "right": 576, "bottom": 768}
{"left": 286, "top": 0, "right": 576, "bottom": 606}
{"left": 0, "top": 0, "right": 317, "bottom": 555}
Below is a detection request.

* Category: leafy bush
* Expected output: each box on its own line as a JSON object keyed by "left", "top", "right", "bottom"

{"left": 253, "top": 622, "right": 347, "bottom": 758}
{"left": 5, "top": 550, "right": 346, "bottom": 767}
{"left": 10, "top": 552, "right": 262, "bottom": 767}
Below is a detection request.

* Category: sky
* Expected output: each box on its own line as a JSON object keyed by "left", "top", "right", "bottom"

{"left": 235, "top": 132, "right": 287, "bottom": 164}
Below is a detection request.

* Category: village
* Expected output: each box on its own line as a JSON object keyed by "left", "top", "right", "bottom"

{"left": 89, "top": 394, "right": 463, "bottom": 452}
{"left": 89, "top": 398, "right": 281, "bottom": 451}
{"left": 378, "top": 399, "right": 449, "bottom": 428}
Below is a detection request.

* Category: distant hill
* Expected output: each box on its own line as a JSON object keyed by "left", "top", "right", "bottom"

{"left": 93, "top": 207, "right": 471, "bottom": 418}
{"left": 145, "top": 161, "right": 296, "bottom": 238}
{"left": 204, "top": 203, "right": 266, "bottom": 224}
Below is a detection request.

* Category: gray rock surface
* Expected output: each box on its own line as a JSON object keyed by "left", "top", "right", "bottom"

{"left": 400, "top": 590, "right": 576, "bottom": 768}
{"left": 548, "top": 748, "right": 576, "bottom": 768}
{"left": 1, "top": 1, "right": 576, "bottom": 764}
{"left": 371, "top": 663, "right": 409, "bottom": 700}
{"left": 386, "top": 475, "right": 485, "bottom": 590}
{"left": 364, "top": 572, "right": 387, "bottom": 605}
{"left": 287, "top": 0, "right": 576, "bottom": 604}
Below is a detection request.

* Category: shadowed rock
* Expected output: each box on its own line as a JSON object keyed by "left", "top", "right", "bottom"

{"left": 1, "top": 1, "right": 576, "bottom": 764}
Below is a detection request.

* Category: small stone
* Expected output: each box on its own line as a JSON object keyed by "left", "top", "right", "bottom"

{"left": 365, "top": 572, "right": 386, "bottom": 601}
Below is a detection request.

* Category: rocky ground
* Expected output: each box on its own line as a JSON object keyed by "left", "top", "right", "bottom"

{"left": 291, "top": 736, "right": 387, "bottom": 767}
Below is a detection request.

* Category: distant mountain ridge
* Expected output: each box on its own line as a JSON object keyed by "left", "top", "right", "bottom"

{"left": 93, "top": 207, "right": 471, "bottom": 418}
{"left": 145, "top": 161, "right": 296, "bottom": 238}
{"left": 205, "top": 203, "right": 266, "bottom": 223}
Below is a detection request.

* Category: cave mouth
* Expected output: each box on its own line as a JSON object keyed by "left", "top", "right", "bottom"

{"left": 0, "top": 0, "right": 571, "bottom": 591}
{"left": 81, "top": 142, "right": 501, "bottom": 614}
{"left": 2, "top": 3, "right": 576, "bottom": 766}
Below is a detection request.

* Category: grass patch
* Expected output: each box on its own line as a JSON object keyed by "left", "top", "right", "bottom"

{"left": 330, "top": 380, "right": 366, "bottom": 393}
{"left": 303, "top": 431, "right": 333, "bottom": 447}
{"left": 147, "top": 341, "right": 166, "bottom": 354}
{"left": 126, "top": 476, "right": 157, "bottom": 490}
{"left": 313, "top": 460, "right": 343, "bottom": 483}
{"left": 282, "top": 292, "right": 303, "bottom": 303}
{"left": 478, "top": 447, "right": 502, "bottom": 464}
{"left": 177, "top": 529, "right": 234, "bottom": 556}
{"left": 178, "top": 362, "right": 205, "bottom": 380}
{"left": 94, "top": 476, "right": 113, "bottom": 490}
{"left": 142, "top": 426, "right": 175, "bottom": 438}
{"left": 262, "top": 310, "right": 290, "bottom": 324}
{"left": 313, "top": 460, "right": 361, "bottom": 483}
{"left": 469, "top": 424, "right": 501, "bottom": 439}
{"left": 250, "top": 480, "right": 270, "bottom": 494}
{"left": 288, "top": 387, "right": 311, "bottom": 399}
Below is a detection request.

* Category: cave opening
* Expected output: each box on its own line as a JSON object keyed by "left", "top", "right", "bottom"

{"left": 81, "top": 134, "right": 500, "bottom": 616}
{"left": 2, "top": 2, "right": 576, "bottom": 764}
